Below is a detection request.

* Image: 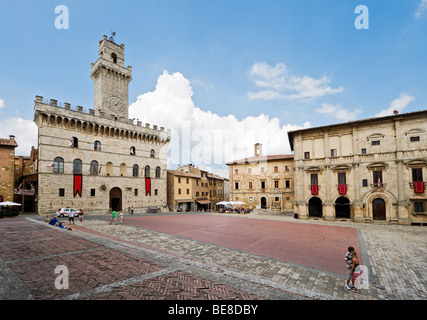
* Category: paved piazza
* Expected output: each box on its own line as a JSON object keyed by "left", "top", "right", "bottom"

{"left": 0, "top": 212, "right": 426, "bottom": 301}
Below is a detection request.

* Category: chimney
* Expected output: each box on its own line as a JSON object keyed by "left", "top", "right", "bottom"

{"left": 254, "top": 143, "right": 262, "bottom": 157}
{"left": 9, "top": 135, "right": 15, "bottom": 143}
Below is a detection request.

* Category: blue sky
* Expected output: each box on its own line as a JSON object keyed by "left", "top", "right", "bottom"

{"left": 0, "top": 0, "right": 426, "bottom": 175}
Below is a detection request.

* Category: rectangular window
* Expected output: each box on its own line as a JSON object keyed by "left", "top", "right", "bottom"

{"left": 261, "top": 181, "right": 266, "bottom": 189}
{"left": 331, "top": 149, "right": 337, "bottom": 157}
{"left": 235, "top": 169, "right": 238, "bottom": 174}
{"left": 196, "top": 192, "right": 199, "bottom": 197}
{"left": 155, "top": 189, "right": 158, "bottom": 196}
{"left": 196, "top": 180, "right": 198, "bottom": 186}
{"left": 373, "top": 170, "right": 383, "bottom": 184}
{"left": 59, "top": 188, "right": 65, "bottom": 197}
{"left": 410, "top": 136, "right": 420, "bottom": 142}
{"left": 178, "top": 188, "right": 181, "bottom": 195}
{"left": 249, "top": 182, "right": 253, "bottom": 189}
{"left": 412, "top": 168, "right": 423, "bottom": 182}
{"left": 362, "top": 179, "right": 368, "bottom": 187}
{"left": 91, "top": 189, "right": 96, "bottom": 197}
{"left": 178, "top": 177, "right": 181, "bottom": 183}
{"left": 235, "top": 182, "right": 239, "bottom": 190}
{"left": 134, "top": 189, "right": 138, "bottom": 196}
{"left": 361, "top": 148, "right": 367, "bottom": 154}
{"left": 338, "top": 172, "right": 346, "bottom": 185}
{"left": 275, "top": 197, "right": 279, "bottom": 202}
{"left": 371, "top": 140, "right": 380, "bottom": 146}
{"left": 310, "top": 174, "right": 318, "bottom": 186}
{"left": 274, "top": 166, "right": 278, "bottom": 172}
{"left": 304, "top": 152, "right": 310, "bottom": 159}
{"left": 414, "top": 202, "right": 425, "bottom": 213}
{"left": 248, "top": 168, "right": 252, "bottom": 174}
{"left": 274, "top": 180, "right": 279, "bottom": 188}
{"left": 187, "top": 189, "right": 189, "bottom": 194}
{"left": 186, "top": 178, "right": 189, "bottom": 184}
{"left": 285, "top": 165, "right": 290, "bottom": 172}
{"left": 286, "top": 180, "right": 290, "bottom": 188}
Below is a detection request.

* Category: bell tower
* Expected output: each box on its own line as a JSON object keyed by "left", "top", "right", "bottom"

{"left": 90, "top": 34, "right": 132, "bottom": 119}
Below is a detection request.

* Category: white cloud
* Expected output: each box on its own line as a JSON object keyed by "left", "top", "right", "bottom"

{"left": 375, "top": 93, "right": 416, "bottom": 117}
{"left": 0, "top": 98, "right": 5, "bottom": 110}
{"left": 129, "top": 71, "right": 310, "bottom": 177}
{"left": 316, "top": 103, "right": 362, "bottom": 121}
{"left": 0, "top": 117, "right": 38, "bottom": 156}
{"left": 415, "top": 0, "right": 427, "bottom": 18}
{"left": 248, "top": 62, "right": 344, "bottom": 102}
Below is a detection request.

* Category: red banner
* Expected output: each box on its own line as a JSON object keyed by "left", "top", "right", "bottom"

{"left": 145, "top": 177, "right": 151, "bottom": 196}
{"left": 338, "top": 184, "right": 347, "bottom": 195}
{"left": 311, "top": 185, "right": 318, "bottom": 195}
{"left": 414, "top": 181, "right": 425, "bottom": 194}
{"left": 74, "top": 174, "right": 82, "bottom": 197}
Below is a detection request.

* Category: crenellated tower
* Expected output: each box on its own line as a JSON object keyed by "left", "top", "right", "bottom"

{"left": 90, "top": 35, "right": 132, "bottom": 120}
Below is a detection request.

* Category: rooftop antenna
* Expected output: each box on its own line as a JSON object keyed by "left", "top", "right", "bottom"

{"left": 109, "top": 31, "right": 116, "bottom": 43}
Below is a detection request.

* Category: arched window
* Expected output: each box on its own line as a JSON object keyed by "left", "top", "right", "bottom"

{"left": 54, "top": 157, "right": 64, "bottom": 173}
{"left": 90, "top": 161, "right": 99, "bottom": 175}
{"left": 73, "top": 159, "right": 82, "bottom": 174}
{"left": 130, "top": 146, "right": 136, "bottom": 155}
{"left": 94, "top": 141, "right": 101, "bottom": 151}
{"left": 145, "top": 165, "right": 151, "bottom": 178}
{"left": 70, "top": 137, "right": 78, "bottom": 148}
{"left": 150, "top": 149, "right": 155, "bottom": 158}
{"left": 120, "top": 163, "right": 127, "bottom": 176}
{"left": 106, "top": 162, "right": 113, "bottom": 176}
{"left": 111, "top": 53, "right": 117, "bottom": 64}
{"left": 133, "top": 164, "right": 139, "bottom": 177}
{"left": 155, "top": 166, "right": 161, "bottom": 178}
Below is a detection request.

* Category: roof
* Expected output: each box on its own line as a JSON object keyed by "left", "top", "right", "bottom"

{"left": 167, "top": 170, "right": 201, "bottom": 179}
{"left": 226, "top": 154, "right": 294, "bottom": 165}
{"left": 0, "top": 138, "right": 18, "bottom": 148}
{"left": 287, "top": 109, "right": 427, "bottom": 151}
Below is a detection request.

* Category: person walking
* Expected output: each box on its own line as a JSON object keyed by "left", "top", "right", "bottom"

{"left": 79, "top": 209, "right": 84, "bottom": 222}
{"left": 119, "top": 210, "right": 124, "bottom": 224}
{"left": 68, "top": 210, "right": 75, "bottom": 225}
{"left": 345, "top": 246, "right": 354, "bottom": 291}
{"left": 110, "top": 210, "right": 117, "bottom": 225}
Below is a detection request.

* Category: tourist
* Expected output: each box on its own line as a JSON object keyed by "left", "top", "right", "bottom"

{"left": 345, "top": 246, "right": 354, "bottom": 291}
{"left": 68, "top": 210, "right": 75, "bottom": 225}
{"left": 351, "top": 251, "right": 360, "bottom": 293}
{"left": 110, "top": 210, "right": 118, "bottom": 225}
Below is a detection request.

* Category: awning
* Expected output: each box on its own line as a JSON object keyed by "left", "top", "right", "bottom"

{"left": 175, "top": 199, "right": 194, "bottom": 203}
{"left": 196, "top": 200, "right": 211, "bottom": 204}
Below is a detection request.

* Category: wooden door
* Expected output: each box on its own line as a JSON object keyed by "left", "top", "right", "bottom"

{"left": 372, "top": 198, "right": 386, "bottom": 220}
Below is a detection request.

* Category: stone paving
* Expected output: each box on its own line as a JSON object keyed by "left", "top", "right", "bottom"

{"left": 0, "top": 212, "right": 426, "bottom": 301}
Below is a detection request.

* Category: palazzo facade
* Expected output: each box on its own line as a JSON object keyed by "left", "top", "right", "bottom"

{"left": 288, "top": 110, "right": 427, "bottom": 225}
{"left": 34, "top": 35, "right": 170, "bottom": 215}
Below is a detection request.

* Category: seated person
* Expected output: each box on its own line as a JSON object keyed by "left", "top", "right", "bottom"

{"left": 49, "top": 216, "right": 59, "bottom": 226}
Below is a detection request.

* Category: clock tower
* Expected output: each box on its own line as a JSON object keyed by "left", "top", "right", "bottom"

{"left": 91, "top": 35, "right": 132, "bottom": 119}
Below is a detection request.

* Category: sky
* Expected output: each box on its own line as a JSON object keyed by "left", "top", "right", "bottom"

{"left": 0, "top": 0, "right": 426, "bottom": 178}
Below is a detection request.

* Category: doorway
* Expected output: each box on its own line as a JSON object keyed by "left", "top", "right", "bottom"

{"left": 260, "top": 197, "right": 267, "bottom": 209}
{"left": 308, "top": 197, "right": 323, "bottom": 217}
{"left": 372, "top": 198, "right": 386, "bottom": 220}
{"left": 335, "top": 197, "right": 351, "bottom": 219}
{"left": 110, "top": 187, "right": 122, "bottom": 212}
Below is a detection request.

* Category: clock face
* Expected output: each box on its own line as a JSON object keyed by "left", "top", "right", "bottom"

{"left": 108, "top": 97, "right": 124, "bottom": 112}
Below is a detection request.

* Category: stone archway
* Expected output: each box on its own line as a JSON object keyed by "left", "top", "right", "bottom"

{"left": 335, "top": 196, "right": 351, "bottom": 219}
{"left": 308, "top": 197, "right": 323, "bottom": 217}
{"left": 110, "top": 187, "right": 122, "bottom": 212}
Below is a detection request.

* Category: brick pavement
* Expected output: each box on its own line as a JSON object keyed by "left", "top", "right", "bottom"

{"left": 1, "top": 213, "right": 426, "bottom": 301}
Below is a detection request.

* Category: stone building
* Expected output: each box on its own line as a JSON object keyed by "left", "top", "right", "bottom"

{"left": 167, "top": 169, "right": 201, "bottom": 212}
{"left": 226, "top": 143, "right": 295, "bottom": 211}
{"left": 288, "top": 110, "right": 427, "bottom": 225}
{"left": 14, "top": 147, "right": 38, "bottom": 212}
{"left": 0, "top": 136, "right": 18, "bottom": 203}
{"left": 34, "top": 35, "right": 170, "bottom": 215}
